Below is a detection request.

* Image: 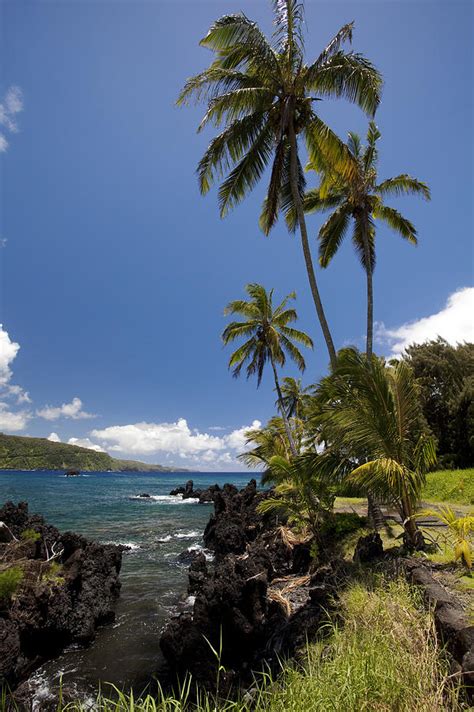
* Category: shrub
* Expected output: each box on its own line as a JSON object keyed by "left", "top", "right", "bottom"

{"left": 42, "top": 561, "right": 65, "bottom": 585}
{"left": 20, "top": 528, "right": 40, "bottom": 543}
{"left": 0, "top": 567, "right": 24, "bottom": 606}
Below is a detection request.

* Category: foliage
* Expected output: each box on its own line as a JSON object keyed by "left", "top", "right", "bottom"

{"left": 292, "top": 121, "right": 430, "bottom": 358}
{"left": 238, "top": 416, "right": 295, "bottom": 471}
{"left": 177, "top": 5, "right": 380, "bottom": 223}
{"left": 222, "top": 283, "right": 312, "bottom": 455}
{"left": 0, "top": 433, "right": 181, "bottom": 472}
{"left": 403, "top": 339, "right": 474, "bottom": 468}
{"left": 275, "top": 377, "right": 311, "bottom": 420}
{"left": 423, "top": 469, "right": 474, "bottom": 505}
{"left": 258, "top": 577, "right": 461, "bottom": 712}
{"left": 257, "top": 455, "right": 335, "bottom": 540}
{"left": 222, "top": 284, "right": 312, "bottom": 384}
{"left": 320, "top": 511, "right": 366, "bottom": 539}
{"left": 3, "top": 578, "right": 461, "bottom": 712}
{"left": 417, "top": 506, "right": 474, "bottom": 569}
{"left": 179, "top": 1, "right": 382, "bottom": 365}
{"left": 20, "top": 528, "right": 40, "bottom": 543}
{"left": 42, "top": 561, "right": 66, "bottom": 585}
{"left": 309, "top": 348, "right": 437, "bottom": 547}
{"left": 0, "top": 567, "right": 23, "bottom": 606}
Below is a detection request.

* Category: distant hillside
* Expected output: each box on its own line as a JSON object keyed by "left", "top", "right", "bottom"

{"left": 0, "top": 433, "right": 189, "bottom": 472}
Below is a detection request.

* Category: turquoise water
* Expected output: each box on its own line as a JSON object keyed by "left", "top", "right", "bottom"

{"left": 0, "top": 470, "right": 256, "bottom": 703}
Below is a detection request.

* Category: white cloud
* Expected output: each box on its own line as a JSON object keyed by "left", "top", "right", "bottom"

{"left": 67, "top": 437, "right": 105, "bottom": 453}
{"left": 47, "top": 431, "right": 105, "bottom": 453}
{"left": 0, "top": 324, "right": 20, "bottom": 387}
{"left": 0, "top": 86, "right": 23, "bottom": 152}
{"left": 0, "top": 403, "right": 29, "bottom": 431}
{"left": 37, "top": 397, "right": 96, "bottom": 421}
{"left": 90, "top": 417, "right": 261, "bottom": 469}
{"left": 224, "top": 420, "right": 261, "bottom": 451}
{"left": 91, "top": 418, "right": 226, "bottom": 456}
{"left": 0, "top": 325, "right": 31, "bottom": 431}
{"left": 8, "top": 384, "right": 31, "bottom": 404}
{"left": 377, "top": 287, "right": 474, "bottom": 357}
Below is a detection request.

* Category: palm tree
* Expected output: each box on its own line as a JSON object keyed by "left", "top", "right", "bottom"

{"left": 238, "top": 416, "right": 295, "bottom": 473}
{"left": 298, "top": 122, "right": 430, "bottom": 359}
{"left": 276, "top": 376, "right": 311, "bottom": 420}
{"left": 222, "top": 283, "right": 313, "bottom": 455}
{"left": 178, "top": 1, "right": 382, "bottom": 368}
{"left": 314, "top": 348, "right": 436, "bottom": 548}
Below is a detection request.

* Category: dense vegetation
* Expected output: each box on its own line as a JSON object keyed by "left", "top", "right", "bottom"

{"left": 423, "top": 469, "right": 474, "bottom": 505}
{"left": 0, "top": 433, "right": 183, "bottom": 472}
{"left": 404, "top": 340, "right": 474, "bottom": 468}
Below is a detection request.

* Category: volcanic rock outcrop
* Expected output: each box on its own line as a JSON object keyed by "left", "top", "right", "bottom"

{"left": 160, "top": 480, "right": 341, "bottom": 690}
{"left": 0, "top": 501, "right": 122, "bottom": 689}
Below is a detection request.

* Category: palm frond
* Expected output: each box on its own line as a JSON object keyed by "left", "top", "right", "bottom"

{"left": 310, "top": 22, "right": 354, "bottom": 68}
{"left": 307, "top": 53, "right": 382, "bottom": 117}
{"left": 218, "top": 123, "right": 274, "bottom": 216}
{"left": 197, "top": 112, "right": 266, "bottom": 194}
{"left": 318, "top": 203, "right": 352, "bottom": 267}
{"left": 363, "top": 120, "right": 381, "bottom": 170}
{"left": 352, "top": 212, "right": 376, "bottom": 272}
{"left": 372, "top": 204, "right": 418, "bottom": 243}
{"left": 305, "top": 114, "right": 357, "bottom": 182}
{"left": 376, "top": 174, "right": 431, "bottom": 200}
{"left": 200, "top": 14, "right": 278, "bottom": 75}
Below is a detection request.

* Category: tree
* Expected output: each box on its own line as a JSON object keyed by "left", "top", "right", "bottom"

{"left": 257, "top": 455, "right": 335, "bottom": 542}
{"left": 403, "top": 339, "right": 474, "bottom": 467}
{"left": 178, "top": 1, "right": 382, "bottom": 367}
{"left": 295, "top": 122, "right": 430, "bottom": 358}
{"left": 276, "top": 376, "right": 311, "bottom": 420}
{"left": 238, "top": 416, "right": 296, "bottom": 474}
{"left": 222, "top": 283, "right": 313, "bottom": 455}
{"left": 313, "top": 348, "right": 436, "bottom": 548}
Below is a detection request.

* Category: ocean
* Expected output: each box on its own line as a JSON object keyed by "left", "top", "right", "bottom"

{"left": 0, "top": 470, "right": 257, "bottom": 705}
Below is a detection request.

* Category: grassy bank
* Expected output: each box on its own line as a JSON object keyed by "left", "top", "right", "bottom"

{"left": 5, "top": 577, "right": 461, "bottom": 712}
{"left": 422, "top": 469, "right": 474, "bottom": 505}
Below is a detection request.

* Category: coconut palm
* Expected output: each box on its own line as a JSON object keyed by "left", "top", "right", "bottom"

{"left": 178, "top": 1, "right": 382, "bottom": 368}
{"left": 297, "top": 122, "right": 430, "bottom": 359}
{"left": 314, "top": 348, "right": 436, "bottom": 548}
{"left": 276, "top": 376, "right": 311, "bottom": 419}
{"left": 222, "top": 283, "right": 313, "bottom": 455}
{"left": 238, "top": 416, "right": 295, "bottom": 473}
{"left": 257, "top": 455, "right": 335, "bottom": 541}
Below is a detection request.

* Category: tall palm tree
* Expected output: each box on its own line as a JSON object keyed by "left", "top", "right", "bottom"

{"left": 178, "top": 1, "right": 382, "bottom": 368}
{"left": 222, "top": 283, "right": 313, "bottom": 455}
{"left": 298, "top": 122, "right": 430, "bottom": 359}
{"left": 314, "top": 348, "right": 437, "bottom": 548}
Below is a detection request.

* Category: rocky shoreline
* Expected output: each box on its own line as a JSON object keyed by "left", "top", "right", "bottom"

{"left": 0, "top": 501, "right": 122, "bottom": 698}
{"left": 1, "top": 482, "right": 472, "bottom": 706}
{"left": 159, "top": 480, "right": 350, "bottom": 691}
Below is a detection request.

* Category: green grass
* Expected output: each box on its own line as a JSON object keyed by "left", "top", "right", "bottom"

{"left": 422, "top": 469, "right": 474, "bottom": 505}
{"left": 3, "top": 577, "right": 462, "bottom": 711}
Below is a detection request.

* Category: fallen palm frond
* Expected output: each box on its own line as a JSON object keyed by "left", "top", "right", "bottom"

{"left": 275, "top": 525, "right": 312, "bottom": 549}
{"left": 267, "top": 588, "right": 292, "bottom": 617}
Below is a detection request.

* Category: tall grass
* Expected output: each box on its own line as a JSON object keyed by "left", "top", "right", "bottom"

{"left": 2, "top": 577, "right": 463, "bottom": 712}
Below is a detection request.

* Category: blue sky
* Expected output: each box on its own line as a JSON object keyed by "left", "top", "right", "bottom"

{"left": 0, "top": 0, "right": 472, "bottom": 470}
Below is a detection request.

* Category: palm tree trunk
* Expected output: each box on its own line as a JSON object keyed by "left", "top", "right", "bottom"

{"left": 271, "top": 358, "right": 298, "bottom": 457}
{"left": 288, "top": 119, "right": 337, "bottom": 370}
{"left": 367, "top": 492, "right": 384, "bottom": 530}
{"left": 361, "top": 213, "right": 374, "bottom": 359}
{"left": 400, "top": 488, "right": 424, "bottom": 550}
